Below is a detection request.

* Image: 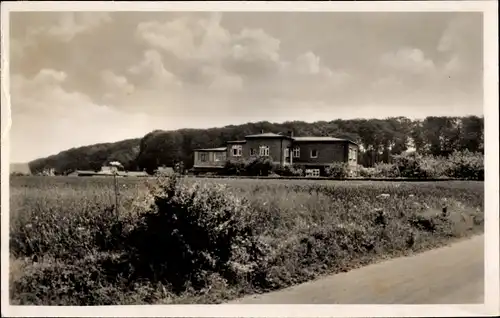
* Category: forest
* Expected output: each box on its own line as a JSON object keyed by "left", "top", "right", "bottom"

{"left": 27, "top": 115, "right": 484, "bottom": 175}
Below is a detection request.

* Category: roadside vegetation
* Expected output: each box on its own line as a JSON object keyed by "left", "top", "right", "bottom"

{"left": 10, "top": 174, "right": 484, "bottom": 305}
{"left": 217, "top": 149, "right": 483, "bottom": 180}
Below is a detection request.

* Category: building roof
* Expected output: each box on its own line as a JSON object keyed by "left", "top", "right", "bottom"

{"left": 226, "top": 140, "right": 247, "bottom": 144}
{"left": 293, "top": 136, "right": 359, "bottom": 145}
{"left": 194, "top": 147, "right": 227, "bottom": 152}
{"left": 292, "top": 136, "right": 346, "bottom": 142}
{"left": 245, "top": 132, "right": 290, "bottom": 139}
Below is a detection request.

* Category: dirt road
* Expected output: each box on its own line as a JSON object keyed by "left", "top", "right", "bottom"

{"left": 231, "top": 235, "right": 484, "bottom": 304}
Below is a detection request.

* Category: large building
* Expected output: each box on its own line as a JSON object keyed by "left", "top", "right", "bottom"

{"left": 192, "top": 132, "right": 359, "bottom": 177}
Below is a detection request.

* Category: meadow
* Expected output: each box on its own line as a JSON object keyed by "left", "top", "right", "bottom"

{"left": 9, "top": 175, "right": 484, "bottom": 305}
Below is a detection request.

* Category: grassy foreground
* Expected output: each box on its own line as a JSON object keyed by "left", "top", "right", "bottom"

{"left": 9, "top": 176, "right": 484, "bottom": 305}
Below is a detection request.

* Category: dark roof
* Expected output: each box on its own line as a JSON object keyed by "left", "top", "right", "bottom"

{"left": 245, "top": 132, "right": 291, "bottom": 139}
{"left": 194, "top": 147, "right": 227, "bottom": 152}
{"left": 226, "top": 140, "right": 247, "bottom": 144}
{"left": 293, "top": 136, "right": 359, "bottom": 145}
{"left": 292, "top": 136, "right": 345, "bottom": 142}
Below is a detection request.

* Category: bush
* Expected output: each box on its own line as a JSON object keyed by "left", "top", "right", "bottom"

{"left": 273, "top": 165, "right": 304, "bottom": 177}
{"left": 445, "top": 150, "right": 484, "bottom": 180}
{"left": 223, "top": 159, "right": 246, "bottom": 175}
{"left": 392, "top": 150, "right": 483, "bottom": 180}
{"left": 393, "top": 152, "right": 425, "bottom": 178}
{"left": 325, "top": 162, "right": 350, "bottom": 179}
{"left": 373, "top": 163, "right": 400, "bottom": 178}
{"left": 123, "top": 174, "right": 263, "bottom": 293}
{"left": 243, "top": 156, "right": 274, "bottom": 176}
{"left": 9, "top": 176, "right": 485, "bottom": 305}
{"left": 358, "top": 165, "right": 376, "bottom": 178}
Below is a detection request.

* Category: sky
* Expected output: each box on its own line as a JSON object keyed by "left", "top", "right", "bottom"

{"left": 7, "top": 11, "right": 484, "bottom": 163}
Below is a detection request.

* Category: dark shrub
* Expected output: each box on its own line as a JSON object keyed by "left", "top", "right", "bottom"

{"left": 222, "top": 159, "right": 246, "bottom": 175}
{"left": 325, "top": 162, "right": 350, "bottom": 179}
{"left": 124, "top": 174, "right": 262, "bottom": 293}
{"left": 244, "top": 156, "right": 274, "bottom": 176}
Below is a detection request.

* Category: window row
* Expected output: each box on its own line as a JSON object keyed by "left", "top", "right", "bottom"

{"left": 231, "top": 145, "right": 323, "bottom": 158}
{"left": 199, "top": 152, "right": 226, "bottom": 162}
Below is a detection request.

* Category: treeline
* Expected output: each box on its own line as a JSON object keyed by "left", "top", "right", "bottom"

{"left": 28, "top": 116, "right": 484, "bottom": 175}
{"left": 28, "top": 138, "right": 141, "bottom": 175}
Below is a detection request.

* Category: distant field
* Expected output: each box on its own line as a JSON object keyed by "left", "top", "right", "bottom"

{"left": 9, "top": 175, "right": 484, "bottom": 305}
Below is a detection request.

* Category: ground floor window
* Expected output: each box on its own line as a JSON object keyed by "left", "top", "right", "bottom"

{"left": 232, "top": 145, "right": 242, "bottom": 156}
{"left": 259, "top": 145, "right": 270, "bottom": 157}
{"left": 214, "top": 152, "right": 225, "bottom": 162}
{"left": 305, "top": 169, "right": 321, "bottom": 177}
{"left": 200, "top": 153, "right": 208, "bottom": 162}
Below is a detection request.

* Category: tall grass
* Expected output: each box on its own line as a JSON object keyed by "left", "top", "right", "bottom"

{"left": 9, "top": 175, "right": 484, "bottom": 305}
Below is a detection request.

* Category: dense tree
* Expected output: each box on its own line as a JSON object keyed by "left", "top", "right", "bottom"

{"left": 28, "top": 139, "right": 141, "bottom": 175}
{"left": 28, "top": 116, "right": 484, "bottom": 174}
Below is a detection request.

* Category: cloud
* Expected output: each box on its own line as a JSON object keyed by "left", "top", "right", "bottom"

{"left": 8, "top": 12, "right": 483, "bottom": 162}
{"left": 200, "top": 65, "right": 244, "bottom": 92}
{"left": 380, "top": 47, "right": 436, "bottom": 74}
{"left": 100, "top": 70, "right": 135, "bottom": 102}
{"left": 437, "top": 15, "right": 482, "bottom": 75}
{"left": 27, "top": 12, "right": 112, "bottom": 42}
{"left": 130, "top": 13, "right": 352, "bottom": 107}
{"left": 9, "top": 69, "right": 170, "bottom": 162}
{"left": 128, "top": 50, "right": 183, "bottom": 89}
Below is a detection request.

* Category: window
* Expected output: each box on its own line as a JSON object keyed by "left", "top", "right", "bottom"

{"left": 305, "top": 169, "right": 320, "bottom": 177}
{"left": 214, "top": 152, "right": 224, "bottom": 162}
{"left": 259, "top": 145, "right": 270, "bottom": 157}
{"left": 200, "top": 153, "right": 208, "bottom": 162}
{"left": 285, "top": 148, "right": 290, "bottom": 158}
{"left": 349, "top": 148, "right": 357, "bottom": 161}
{"left": 250, "top": 148, "right": 256, "bottom": 156}
{"left": 310, "top": 149, "right": 318, "bottom": 158}
{"left": 293, "top": 147, "right": 300, "bottom": 158}
{"left": 232, "top": 145, "right": 242, "bottom": 157}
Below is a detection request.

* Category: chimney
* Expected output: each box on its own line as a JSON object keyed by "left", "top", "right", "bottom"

{"left": 288, "top": 130, "right": 294, "bottom": 137}
{"left": 261, "top": 129, "right": 264, "bottom": 134}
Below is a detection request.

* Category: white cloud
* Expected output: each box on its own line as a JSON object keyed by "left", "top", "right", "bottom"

{"left": 230, "top": 28, "right": 281, "bottom": 64}
{"left": 133, "top": 13, "right": 348, "bottom": 101}
{"left": 27, "top": 12, "right": 112, "bottom": 42}
{"left": 438, "top": 15, "right": 481, "bottom": 75}
{"left": 295, "top": 51, "right": 321, "bottom": 75}
{"left": 135, "top": 15, "right": 225, "bottom": 60}
{"left": 380, "top": 47, "right": 435, "bottom": 74}
{"left": 9, "top": 69, "right": 169, "bottom": 162}
{"left": 128, "top": 50, "right": 183, "bottom": 89}
{"left": 201, "top": 65, "right": 244, "bottom": 92}
{"left": 100, "top": 70, "right": 135, "bottom": 101}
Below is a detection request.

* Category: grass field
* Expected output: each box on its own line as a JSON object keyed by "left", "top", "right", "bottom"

{"left": 9, "top": 175, "right": 484, "bottom": 305}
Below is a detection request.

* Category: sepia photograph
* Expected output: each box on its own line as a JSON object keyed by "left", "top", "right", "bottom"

{"left": 1, "top": 1, "right": 498, "bottom": 317}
